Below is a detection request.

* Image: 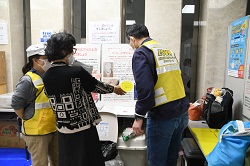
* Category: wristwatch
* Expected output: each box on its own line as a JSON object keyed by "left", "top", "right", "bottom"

{"left": 135, "top": 115, "right": 144, "bottom": 121}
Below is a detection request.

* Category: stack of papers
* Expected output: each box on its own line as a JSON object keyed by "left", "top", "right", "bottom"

{"left": 100, "top": 105, "right": 135, "bottom": 116}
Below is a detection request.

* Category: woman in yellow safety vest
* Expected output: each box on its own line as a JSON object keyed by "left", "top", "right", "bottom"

{"left": 11, "top": 44, "right": 58, "bottom": 166}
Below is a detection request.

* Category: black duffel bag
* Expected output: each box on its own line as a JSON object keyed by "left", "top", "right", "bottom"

{"left": 203, "top": 88, "right": 233, "bottom": 129}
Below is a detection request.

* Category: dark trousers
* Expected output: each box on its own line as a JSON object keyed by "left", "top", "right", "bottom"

{"left": 58, "top": 126, "right": 105, "bottom": 166}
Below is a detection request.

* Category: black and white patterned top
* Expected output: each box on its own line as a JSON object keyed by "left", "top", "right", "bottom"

{"left": 43, "top": 62, "right": 114, "bottom": 134}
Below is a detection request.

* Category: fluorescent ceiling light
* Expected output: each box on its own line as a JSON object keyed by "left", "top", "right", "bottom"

{"left": 182, "top": 5, "right": 195, "bottom": 14}
{"left": 126, "top": 20, "right": 136, "bottom": 25}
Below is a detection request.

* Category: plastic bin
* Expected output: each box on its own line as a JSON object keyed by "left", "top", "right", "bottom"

{"left": 117, "top": 133, "right": 147, "bottom": 166}
{"left": 97, "top": 112, "right": 124, "bottom": 166}
{"left": 181, "top": 138, "right": 206, "bottom": 166}
{"left": 97, "top": 113, "right": 148, "bottom": 166}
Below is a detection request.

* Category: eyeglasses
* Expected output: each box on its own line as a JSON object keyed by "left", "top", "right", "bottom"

{"left": 73, "top": 48, "right": 77, "bottom": 54}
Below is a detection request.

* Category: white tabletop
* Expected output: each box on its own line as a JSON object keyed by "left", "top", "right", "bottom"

{"left": 0, "top": 108, "right": 14, "bottom": 113}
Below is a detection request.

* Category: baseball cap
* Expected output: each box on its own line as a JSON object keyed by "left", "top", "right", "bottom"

{"left": 26, "top": 44, "right": 45, "bottom": 57}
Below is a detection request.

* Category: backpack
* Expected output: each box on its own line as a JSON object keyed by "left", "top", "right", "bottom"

{"left": 203, "top": 87, "right": 233, "bottom": 129}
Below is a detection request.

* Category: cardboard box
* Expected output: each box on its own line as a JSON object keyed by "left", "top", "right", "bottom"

{"left": 0, "top": 119, "right": 25, "bottom": 148}
{"left": 0, "top": 84, "right": 6, "bottom": 94}
{"left": 0, "top": 120, "right": 19, "bottom": 137}
{"left": 0, "top": 51, "right": 6, "bottom": 85}
{"left": 0, "top": 136, "right": 20, "bottom": 148}
{"left": 19, "top": 135, "right": 26, "bottom": 148}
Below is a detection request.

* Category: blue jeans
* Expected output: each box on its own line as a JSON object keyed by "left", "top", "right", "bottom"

{"left": 146, "top": 111, "right": 188, "bottom": 166}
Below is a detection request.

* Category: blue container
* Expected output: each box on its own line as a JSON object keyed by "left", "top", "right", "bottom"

{"left": 0, "top": 148, "right": 31, "bottom": 166}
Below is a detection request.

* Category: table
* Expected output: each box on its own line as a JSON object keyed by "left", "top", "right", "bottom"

{"left": 0, "top": 92, "right": 13, "bottom": 109}
{"left": 188, "top": 120, "right": 219, "bottom": 157}
{"left": 96, "top": 101, "right": 135, "bottom": 118}
{"left": 0, "top": 108, "right": 14, "bottom": 112}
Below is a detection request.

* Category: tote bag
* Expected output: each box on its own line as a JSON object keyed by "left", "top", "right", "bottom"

{"left": 188, "top": 99, "right": 204, "bottom": 121}
{"left": 206, "top": 120, "right": 250, "bottom": 166}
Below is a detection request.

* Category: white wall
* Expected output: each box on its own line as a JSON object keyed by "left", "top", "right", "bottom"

{"left": 30, "top": 0, "right": 70, "bottom": 44}
{"left": 86, "top": 0, "right": 122, "bottom": 43}
{"left": 0, "top": 0, "right": 24, "bottom": 92}
{"left": 197, "top": 0, "right": 247, "bottom": 120}
{"left": 145, "top": 0, "right": 182, "bottom": 60}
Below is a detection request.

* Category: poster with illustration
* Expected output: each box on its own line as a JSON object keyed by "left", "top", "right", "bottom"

{"left": 228, "top": 16, "right": 249, "bottom": 78}
{"left": 101, "top": 44, "right": 136, "bottom": 102}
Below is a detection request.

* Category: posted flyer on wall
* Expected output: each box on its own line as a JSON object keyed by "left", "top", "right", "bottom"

{"left": 74, "top": 44, "right": 101, "bottom": 74}
{"left": 101, "top": 44, "right": 135, "bottom": 102}
{"left": 228, "top": 16, "right": 248, "bottom": 78}
{"left": 74, "top": 44, "right": 102, "bottom": 101}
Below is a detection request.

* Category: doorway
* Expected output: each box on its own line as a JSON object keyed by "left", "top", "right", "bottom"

{"left": 180, "top": 0, "right": 200, "bottom": 102}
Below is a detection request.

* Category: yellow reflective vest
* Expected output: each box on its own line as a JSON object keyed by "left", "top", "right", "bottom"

{"left": 142, "top": 40, "right": 186, "bottom": 107}
{"left": 22, "top": 71, "right": 56, "bottom": 135}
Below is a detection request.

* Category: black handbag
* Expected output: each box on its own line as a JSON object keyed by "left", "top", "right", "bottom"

{"left": 203, "top": 88, "right": 233, "bottom": 129}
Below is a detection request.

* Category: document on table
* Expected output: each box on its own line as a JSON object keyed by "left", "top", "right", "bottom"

{"left": 191, "top": 128, "right": 219, "bottom": 156}
{"left": 99, "top": 105, "right": 135, "bottom": 116}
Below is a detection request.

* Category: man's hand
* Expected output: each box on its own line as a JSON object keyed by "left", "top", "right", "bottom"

{"left": 132, "top": 119, "right": 144, "bottom": 136}
{"left": 114, "top": 85, "right": 126, "bottom": 95}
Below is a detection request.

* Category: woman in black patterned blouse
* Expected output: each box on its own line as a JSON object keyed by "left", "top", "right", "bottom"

{"left": 43, "top": 31, "right": 126, "bottom": 166}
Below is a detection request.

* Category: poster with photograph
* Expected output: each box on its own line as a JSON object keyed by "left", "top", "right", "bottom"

{"left": 101, "top": 44, "right": 135, "bottom": 102}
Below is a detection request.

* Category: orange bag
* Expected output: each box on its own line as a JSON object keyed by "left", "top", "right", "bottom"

{"left": 188, "top": 99, "right": 204, "bottom": 121}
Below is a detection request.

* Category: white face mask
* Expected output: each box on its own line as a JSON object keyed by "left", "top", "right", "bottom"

{"left": 68, "top": 54, "right": 75, "bottom": 66}
{"left": 38, "top": 59, "right": 52, "bottom": 72}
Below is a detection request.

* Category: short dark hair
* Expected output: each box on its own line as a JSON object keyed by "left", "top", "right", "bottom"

{"left": 45, "top": 31, "right": 76, "bottom": 61}
{"left": 126, "top": 24, "right": 150, "bottom": 40}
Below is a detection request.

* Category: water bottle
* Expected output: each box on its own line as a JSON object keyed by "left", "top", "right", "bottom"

{"left": 122, "top": 128, "right": 135, "bottom": 141}
{"left": 105, "top": 160, "right": 124, "bottom": 166}
{"left": 116, "top": 160, "right": 124, "bottom": 166}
